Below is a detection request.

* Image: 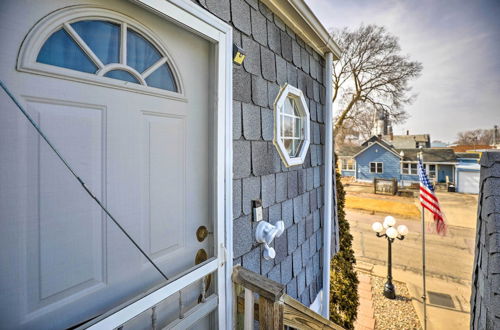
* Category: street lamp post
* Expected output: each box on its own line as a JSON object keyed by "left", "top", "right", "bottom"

{"left": 371, "top": 216, "right": 409, "bottom": 299}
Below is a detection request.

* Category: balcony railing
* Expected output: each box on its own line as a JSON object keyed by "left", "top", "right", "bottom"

{"left": 232, "top": 265, "right": 344, "bottom": 330}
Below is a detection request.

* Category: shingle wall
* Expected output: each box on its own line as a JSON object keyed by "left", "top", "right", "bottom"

{"left": 355, "top": 144, "right": 401, "bottom": 181}
{"left": 194, "top": 0, "right": 331, "bottom": 306}
{"left": 470, "top": 151, "right": 500, "bottom": 329}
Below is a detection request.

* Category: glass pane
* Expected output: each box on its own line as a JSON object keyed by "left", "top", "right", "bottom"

{"left": 104, "top": 69, "right": 140, "bottom": 83}
{"left": 37, "top": 28, "right": 97, "bottom": 73}
{"left": 71, "top": 20, "right": 120, "bottom": 65}
{"left": 127, "top": 28, "right": 161, "bottom": 73}
{"left": 378, "top": 163, "right": 383, "bottom": 173}
{"left": 293, "top": 100, "right": 301, "bottom": 117}
{"left": 282, "top": 116, "right": 294, "bottom": 137}
{"left": 294, "top": 117, "right": 303, "bottom": 139}
{"left": 292, "top": 139, "right": 303, "bottom": 157}
{"left": 370, "top": 163, "right": 375, "bottom": 172}
{"left": 283, "top": 139, "right": 293, "bottom": 155}
{"left": 146, "top": 63, "right": 178, "bottom": 92}
{"left": 284, "top": 98, "right": 294, "bottom": 115}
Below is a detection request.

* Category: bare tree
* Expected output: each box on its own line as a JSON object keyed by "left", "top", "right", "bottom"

{"left": 331, "top": 25, "right": 422, "bottom": 137}
{"left": 455, "top": 128, "right": 497, "bottom": 145}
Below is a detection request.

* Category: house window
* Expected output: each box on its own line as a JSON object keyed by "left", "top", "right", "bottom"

{"left": 273, "top": 84, "right": 310, "bottom": 167}
{"left": 402, "top": 162, "right": 418, "bottom": 175}
{"left": 342, "top": 158, "right": 355, "bottom": 171}
{"left": 36, "top": 19, "right": 178, "bottom": 92}
{"left": 427, "top": 164, "right": 436, "bottom": 179}
{"left": 370, "top": 162, "right": 383, "bottom": 173}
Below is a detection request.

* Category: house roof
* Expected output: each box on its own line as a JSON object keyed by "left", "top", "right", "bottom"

{"left": 261, "top": 0, "right": 342, "bottom": 58}
{"left": 337, "top": 145, "right": 363, "bottom": 157}
{"left": 361, "top": 136, "right": 397, "bottom": 151}
{"left": 456, "top": 152, "right": 480, "bottom": 159}
{"left": 354, "top": 141, "right": 401, "bottom": 159}
{"left": 451, "top": 145, "right": 495, "bottom": 152}
{"left": 399, "top": 148, "right": 457, "bottom": 163}
{"left": 383, "top": 134, "right": 430, "bottom": 148}
{"left": 339, "top": 135, "right": 458, "bottom": 163}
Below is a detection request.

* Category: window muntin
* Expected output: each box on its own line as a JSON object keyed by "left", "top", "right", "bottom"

{"left": 71, "top": 20, "right": 120, "bottom": 65}
{"left": 273, "top": 84, "right": 310, "bottom": 167}
{"left": 280, "top": 98, "right": 304, "bottom": 157}
{"left": 37, "top": 29, "right": 98, "bottom": 73}
{"left": 370, "top": 162, "right": 383, "bottom": 173}
{"left": 402, "top": 162, "right": 418, "bottom": 175}
{"left": 36, "top": 19, "right": 178, "bottom": 92}
{"left": 342, "top": 158, "right": 355, "bottom": 170}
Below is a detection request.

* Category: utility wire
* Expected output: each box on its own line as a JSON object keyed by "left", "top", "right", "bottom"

{"left": 0, "top": 80, "right": 169, "bottom": 281}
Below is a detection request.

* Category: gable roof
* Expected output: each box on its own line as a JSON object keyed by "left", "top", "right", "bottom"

{"left": 353, "top": 141, "right": 402, "bottom": 159}
{"left": 361, "top": 135, "right": 397, "bottom": 150}
{"left": 399, "top": 148, "right": 457, "bottom": 163}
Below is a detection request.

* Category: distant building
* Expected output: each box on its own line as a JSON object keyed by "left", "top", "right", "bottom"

{"left": 339, "top": 135, "right": 456, "bottom": 184}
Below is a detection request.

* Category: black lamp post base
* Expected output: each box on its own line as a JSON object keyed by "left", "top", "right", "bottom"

{"left": 383, "top": 281, "right": 396, "bottom": 299}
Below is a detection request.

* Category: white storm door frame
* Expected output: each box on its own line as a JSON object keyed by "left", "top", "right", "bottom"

{"left": 89, "top": 0, "right": 233, "bottom": 328}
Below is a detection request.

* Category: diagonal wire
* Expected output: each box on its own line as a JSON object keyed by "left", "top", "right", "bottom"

{"left": 0, "top": 80, "right": 169, "bottom": 281}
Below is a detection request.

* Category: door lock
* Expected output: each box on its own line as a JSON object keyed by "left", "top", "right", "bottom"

{"left": 196, "top": 226, "right": 213, "bottom": 242}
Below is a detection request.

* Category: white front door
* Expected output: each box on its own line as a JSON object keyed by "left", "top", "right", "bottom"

{"left": 0, "top": 1, "right": 229, "bottom": 329}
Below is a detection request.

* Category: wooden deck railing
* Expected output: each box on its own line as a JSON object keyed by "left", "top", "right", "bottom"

{"left": 232, "top": 266, "right": 344, "bottom": 330}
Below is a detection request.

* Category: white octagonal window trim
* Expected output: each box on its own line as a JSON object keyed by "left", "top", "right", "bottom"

{"left": 273, "top": 84, "right": 311, "bottom": 167}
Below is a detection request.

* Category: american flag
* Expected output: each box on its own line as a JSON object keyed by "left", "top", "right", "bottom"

{"left": 418, "top": 158, "right": 446, "bottom": 234}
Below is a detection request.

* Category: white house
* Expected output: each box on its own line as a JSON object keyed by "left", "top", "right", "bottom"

{"left": 0, "top": 0, "right": 342, "bottom": 329}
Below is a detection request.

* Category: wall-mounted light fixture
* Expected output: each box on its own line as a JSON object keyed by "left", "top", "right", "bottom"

{"left": 256, "top": 220, "right": 284, "bottom": 260}
{"left": 233, "top": 44, "right": 246, "bottom": 65}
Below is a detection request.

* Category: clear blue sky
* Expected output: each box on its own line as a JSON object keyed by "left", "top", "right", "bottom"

{"left": 306, "top": 0, "right": 500, "bottom": 143}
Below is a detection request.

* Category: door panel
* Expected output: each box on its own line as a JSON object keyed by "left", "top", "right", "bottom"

{"left": 145, "top": 113, "right": 186, "bottom": 257}
{"left": 0, "top": 1, "right": 217, "bottom": 329}
{"left": 24, "top": 98, "right": 105, "bottom": 310}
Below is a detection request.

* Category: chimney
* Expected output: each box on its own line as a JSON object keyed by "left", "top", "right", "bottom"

{"left": 406, "top": 130, "right": 409, "bottom": 135}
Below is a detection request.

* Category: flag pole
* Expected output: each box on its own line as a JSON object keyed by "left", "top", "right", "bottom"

{"left": 419, "top": 148, "right": 428, "bottom": 330}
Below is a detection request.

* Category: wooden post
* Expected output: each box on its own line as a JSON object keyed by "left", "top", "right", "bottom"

{"left": 244, "top": 288, "right": 254, "bottom": 330}
{"left": 258, "top": 297, "right": 284, "bottom": 330}
{"left": 232, "top": 266, "right": 343, "bottom": 330}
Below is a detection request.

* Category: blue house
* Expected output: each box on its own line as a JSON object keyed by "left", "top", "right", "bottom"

{"left": 339, "top": 136, "right": 458, "bottom": 186}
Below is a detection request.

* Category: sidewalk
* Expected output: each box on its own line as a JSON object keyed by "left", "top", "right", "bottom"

{"left": 354, "top": 267, "right": 376, "bottom": 330}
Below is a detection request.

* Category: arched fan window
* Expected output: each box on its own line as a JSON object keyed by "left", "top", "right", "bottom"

{"left": 36, "top": 19, "right": 178, "bottom": 92}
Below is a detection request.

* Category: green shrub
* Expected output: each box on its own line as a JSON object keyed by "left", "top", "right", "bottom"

{"left": 329, "top": 170, "right": 359, "bottom": 329}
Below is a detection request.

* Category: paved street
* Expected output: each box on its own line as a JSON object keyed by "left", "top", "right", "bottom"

{"left": 347, "top": 209, "right": 476, "bottom": 329}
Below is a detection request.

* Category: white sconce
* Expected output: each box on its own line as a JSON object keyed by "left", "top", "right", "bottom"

{"left": 255, "top": 221, "right": 285, "bottom": 260}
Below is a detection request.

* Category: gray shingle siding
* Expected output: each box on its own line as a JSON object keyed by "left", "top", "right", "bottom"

{"left": 195, "top": 0, "right": 332, "bottom": 306}
{"left": 471, "top": 152, "right": 500, "bottom": 330}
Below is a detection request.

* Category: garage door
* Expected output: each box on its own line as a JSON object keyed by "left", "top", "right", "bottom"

{"left": 458, "top": 171, "right": 480, "bottom": 194}
{"left": 0, "top": 1, "right": 227, "bottom": 329}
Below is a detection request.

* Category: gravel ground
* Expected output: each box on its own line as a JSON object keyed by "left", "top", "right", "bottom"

{"left": 371, "top": 275, "right": 422, "bottom": 330}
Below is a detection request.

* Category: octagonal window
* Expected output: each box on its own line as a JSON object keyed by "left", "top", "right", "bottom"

{"left": 273, "top": 84, "right": 310, "bottom": 167}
